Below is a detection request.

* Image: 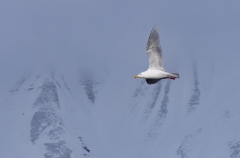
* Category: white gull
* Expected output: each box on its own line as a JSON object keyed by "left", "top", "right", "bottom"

{"left": 134, "top": 26, "right": 180, "bottom": 84}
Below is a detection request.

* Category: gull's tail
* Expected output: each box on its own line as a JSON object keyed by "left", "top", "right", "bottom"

{"left": 167, "top": 73, "right": 180, "bottom": 80}
{"left": 171, "top": 73, "right": 180, "bottom": 78}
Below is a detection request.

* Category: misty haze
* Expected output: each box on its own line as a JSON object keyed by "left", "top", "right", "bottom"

{"left": 0, "top": 1, "right": 240, "bottom": 158}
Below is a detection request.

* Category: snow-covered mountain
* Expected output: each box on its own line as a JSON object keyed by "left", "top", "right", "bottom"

{"left": 1, "top": 55, "right": 240, "bottom": 158}
{"left": 1, "top": 0, "right": 240, "bottom": 157}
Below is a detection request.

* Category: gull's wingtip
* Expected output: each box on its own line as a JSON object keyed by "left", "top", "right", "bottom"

{"left": 146, "top": 25, "right": 160, "bottom": 51}
{"left": 150, "top": 25, "right": 159, "bottom": 35}
{"left": 152, "top": 25, "right": 158, "bottom": 31}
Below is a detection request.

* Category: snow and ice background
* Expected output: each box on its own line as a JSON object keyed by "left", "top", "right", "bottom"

{"left": 0, "top": 1, "right": 240, "bottom": 158}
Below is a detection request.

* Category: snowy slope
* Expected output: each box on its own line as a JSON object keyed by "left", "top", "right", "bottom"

{"left": 1, "top": 55, "right": 240, "bottom": 158}
{"left": 0, "top": 72, "right": 96, "bottom": 158}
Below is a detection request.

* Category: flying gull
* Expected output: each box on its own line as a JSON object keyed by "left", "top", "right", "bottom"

{"left": 134, "top": 26, "right": 180, "bottom": 84}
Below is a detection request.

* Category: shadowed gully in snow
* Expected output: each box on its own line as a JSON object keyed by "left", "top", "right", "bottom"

{"left": 133, "top": 81, "right": 146, "bottom": 98}
{"left": 229, "top": 141, "right": 240, "bottom": 158}
{"left": 148, "top": 80, "right": 171, "bottom": 137}
{"left": 44, "top": 141, "right": 72, "bottom": 158}
{"left": 144, "top": 82, "right": 162, "bottom": 119}
{"left": 188, "top": 64, "right": 201, "bottom": 112}
{"left": 9, "top": 75, "right": 29, "bottom": 92}
{"left": 177, "top": 128, "right": 202, "bottom": 158}
{"left": 80, "top": 78, "right": 102, "bottom": 104}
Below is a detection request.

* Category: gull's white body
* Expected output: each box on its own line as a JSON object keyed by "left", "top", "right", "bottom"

{"left": 135, "top": 26, "right": 179, "bottom": 84}
{"left": 139, "top": 69, "right": 178, "bottom": 79}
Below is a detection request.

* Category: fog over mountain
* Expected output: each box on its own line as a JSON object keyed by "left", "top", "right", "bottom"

{"left": 0, "top": 1, "right": 240, "bottom": 158}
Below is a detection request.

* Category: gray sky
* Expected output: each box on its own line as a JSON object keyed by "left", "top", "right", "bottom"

{"left": 0, "top": 0, "right": 240, "bottom": 95}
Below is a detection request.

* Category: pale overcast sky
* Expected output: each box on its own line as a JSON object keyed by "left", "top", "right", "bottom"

{"left": 0, "top": 0, "right": 240, "bottom": 93}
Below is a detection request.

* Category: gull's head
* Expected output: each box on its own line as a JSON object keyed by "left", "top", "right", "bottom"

{"left": 134, "top": 72, "right": 144, "bottom": 78}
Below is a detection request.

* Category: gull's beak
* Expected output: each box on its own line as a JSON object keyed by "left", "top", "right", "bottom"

{"left": 134, "top": 76, "right": 139, "bottom": 78}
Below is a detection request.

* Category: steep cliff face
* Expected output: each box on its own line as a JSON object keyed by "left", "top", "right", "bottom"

{"left": 0, "top": 57, "right": 240, "bottom": 158}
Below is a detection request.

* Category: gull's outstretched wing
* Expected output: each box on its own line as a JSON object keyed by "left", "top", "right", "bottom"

{"left": 146, "top": 26, "right": 164, "bottom": 70}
